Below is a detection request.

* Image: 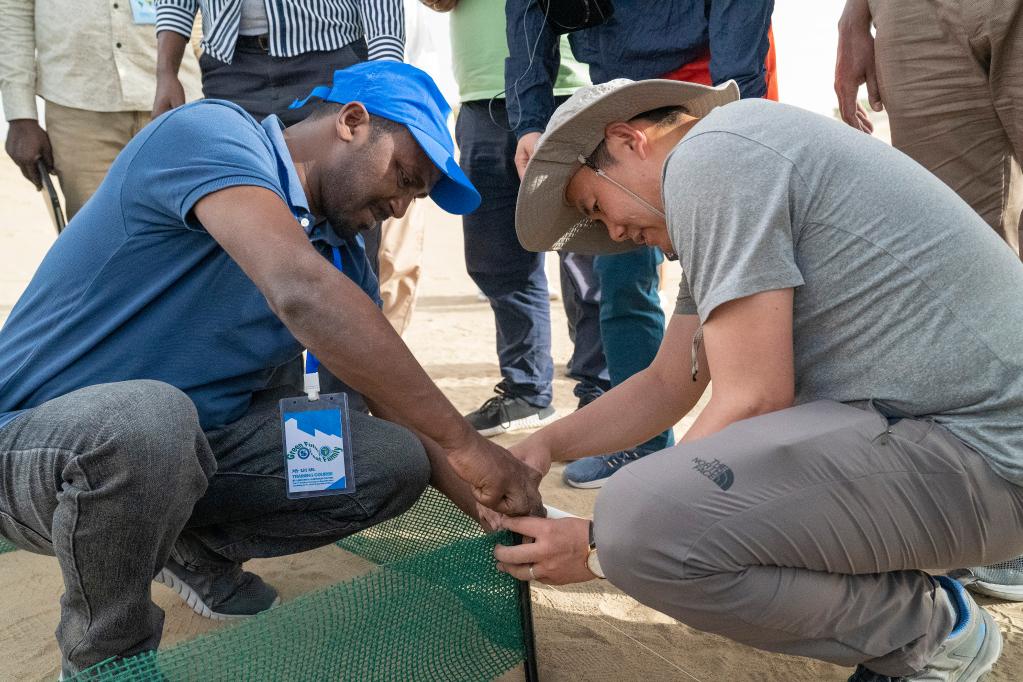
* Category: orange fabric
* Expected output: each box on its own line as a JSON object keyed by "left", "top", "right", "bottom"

{"left": 660, "top": 25, "right": 779, "bottom": 101}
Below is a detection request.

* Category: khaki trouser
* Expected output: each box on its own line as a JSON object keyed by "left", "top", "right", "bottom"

{"left": 870, "top": 0, "right": 1023, "bottom": 258}
{"left": 377, "top": 201, "right": 425, "bottom": 336}
{"left": 45, "top": 101, "right": 149, "bottom": 219}
{"left": 595, "top": 401, "right": 1023, "bottom": 676}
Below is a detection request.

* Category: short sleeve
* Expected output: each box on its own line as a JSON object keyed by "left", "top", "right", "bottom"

{"left": 121, "top": 101, "right": 286, "bottom": 233}
{"left": 674, "top": 275, "right": 698, "bottom": 316}
{"left": 664, "top": 131, "right": 806, "bottom": 322}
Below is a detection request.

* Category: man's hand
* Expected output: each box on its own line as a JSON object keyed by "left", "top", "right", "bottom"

{"left": 476, "top": 503, "right": 506, "bottom": 534}
{"left": 448, "top": 437, "right": 544, "bottom": 517}
{"left": 835, "top": 0, "right": 881, "bottom": 134}
{"left": 514, "top": 131, "right": 541, "bottom": 179}
{"left": 152, "top": 73, "right": 186, "bottom": 119}
{"left": 420, "top": 0, "right": 457, "bottom": 11}
{"left": 494, "top": 516, "right": 595, "bottom": 585}
{"left": 5, "top": 119, "right": 53, "bottom": 189}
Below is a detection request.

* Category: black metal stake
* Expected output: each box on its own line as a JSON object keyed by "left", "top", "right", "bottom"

{"left": 512, "top": 532, "right": 540, "bottom": 682}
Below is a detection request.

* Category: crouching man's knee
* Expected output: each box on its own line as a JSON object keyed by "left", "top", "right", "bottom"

{"left": 103, "top": 380, "right": 215, "bottom": 508}
{"left": 593, "top": 469, "right": 671, "bottom": 596}
{"left": 347, "top": 414, "right": 431, "bottom": 524}
{"left": 593, "top": 465, "right": 719, "bottom": 619}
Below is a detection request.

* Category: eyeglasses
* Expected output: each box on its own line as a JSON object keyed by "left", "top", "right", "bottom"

{"left": 576, "top": 154, "right": 665, "bottom": 219}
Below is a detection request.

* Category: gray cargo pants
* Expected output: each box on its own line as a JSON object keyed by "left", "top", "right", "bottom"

{"left": 595, "top": 400, "right": 1023, "bottom": 676}
{"left": 0, "top": 380, "right": 430, "bottom": 673}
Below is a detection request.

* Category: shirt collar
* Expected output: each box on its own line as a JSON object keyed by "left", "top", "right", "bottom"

{"left": 260, "top": 114, "right": 347, "bottom": 247}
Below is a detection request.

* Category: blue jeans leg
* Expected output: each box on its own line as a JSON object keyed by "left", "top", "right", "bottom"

{"left": 559, "top": 252, "right": 610, "bottom": 402}
{"left": 594, "top": 247, "right": 674, "bottom": 451}
{"left": 456, "top": 100, "right": 553, "bottom": 408}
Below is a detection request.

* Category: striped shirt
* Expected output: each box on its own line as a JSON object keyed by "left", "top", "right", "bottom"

{"left": 155, "top": 0, "right": 404, "bottom": 64}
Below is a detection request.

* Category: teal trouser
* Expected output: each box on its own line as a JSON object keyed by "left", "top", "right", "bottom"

{"left": 593, "top": 246, "right": 673, "bottom": 452}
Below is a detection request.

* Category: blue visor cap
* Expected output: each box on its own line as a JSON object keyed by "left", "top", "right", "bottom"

{"left": 290, "top": 61, "right": 480, "bottom": 215}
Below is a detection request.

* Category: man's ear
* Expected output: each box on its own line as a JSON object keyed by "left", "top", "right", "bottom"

{"left": 336, "top": 102, "right": 371, "bottom": 142}
{"left": 603, "top": 121, "right": 649, "bottom": 161}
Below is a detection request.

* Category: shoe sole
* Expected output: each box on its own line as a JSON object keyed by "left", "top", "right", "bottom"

{"left": 563, "top": 473, "right": 608, "bottom": 489}
{"left": 154, "top": 568, "right": 280, "bottom": 621}
{"left": 476, "top": 410, "right": 557, "bottom": 437}
{"left": 961, "top": 609, "right": 1002, "bottom": 681}
{"left": 966, "top": 580, "right": 1023, "bottom": 602}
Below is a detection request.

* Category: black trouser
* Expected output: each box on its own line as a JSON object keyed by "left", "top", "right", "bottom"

{"left": 199, "top": 36, "right": 367, "bottom": 126}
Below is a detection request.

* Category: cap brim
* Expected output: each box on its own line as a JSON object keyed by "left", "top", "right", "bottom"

{"left": 407, "top": 125, "right": 481, "bottom": 215}
{"left": 516, "top": 79, "right": 739, "bottom": 255}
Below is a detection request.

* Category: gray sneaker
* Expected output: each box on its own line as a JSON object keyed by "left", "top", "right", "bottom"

{"left": 155, "top": 559, "right": 280, "bottom": 620}
{"left": 846, "top": 577, "right": 1001, "bottom": 682}
{"left": 954, "top": 555, "right": 1023, "bottom": 601}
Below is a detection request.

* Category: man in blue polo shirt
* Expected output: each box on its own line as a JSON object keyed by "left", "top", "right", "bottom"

{"left": 0, "top": 62, "right": 542, "bottom": 676}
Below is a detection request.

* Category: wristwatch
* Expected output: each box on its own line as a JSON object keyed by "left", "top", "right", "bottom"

{"left": 586, "top": 520, "right": 605, "bottom": 579}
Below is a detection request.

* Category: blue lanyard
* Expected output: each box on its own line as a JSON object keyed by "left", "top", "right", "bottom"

{"left": 304, "top": 245, "right": 343, "bottom": 375}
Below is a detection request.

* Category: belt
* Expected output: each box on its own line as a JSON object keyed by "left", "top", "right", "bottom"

{"left": 236, "top": 34, "right": 271, "bottom": 51}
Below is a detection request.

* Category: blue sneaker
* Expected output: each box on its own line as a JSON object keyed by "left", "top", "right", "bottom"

{"left": 563, "top": 450, "right": 646, "bottom": 489}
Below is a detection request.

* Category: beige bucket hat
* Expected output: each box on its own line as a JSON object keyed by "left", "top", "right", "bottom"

{"left": 515, "top": 78, "right": 739, "bottom": 255}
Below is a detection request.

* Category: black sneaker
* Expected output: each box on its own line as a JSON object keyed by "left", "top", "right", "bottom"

{"left": 465, "top": 382, "right": 557, "bottom": 437}
{"left": 155, "top": 558, "right": 280, "bottom": 620}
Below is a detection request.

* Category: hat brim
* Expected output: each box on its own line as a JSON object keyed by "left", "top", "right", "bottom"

{"left": 407, "top": 125, "right": 481, "bottom": 215}
{"left": 516, "top": 79, "right": 739, "bottom": 255}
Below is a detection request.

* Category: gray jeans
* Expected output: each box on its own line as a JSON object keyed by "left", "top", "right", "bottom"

{"left": 0, "top": 380, "right": 430, "bottom": 673}
{"left": 595, "top": 400, "right": 1023, "bottom": 677}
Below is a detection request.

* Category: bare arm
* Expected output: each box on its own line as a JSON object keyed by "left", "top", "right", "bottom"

{"left": 152, "top": 30, "right": 189, "bottom": 118}
{"left": 194, "top": 186, "right": 543, "bottom": 516}
{"left": 835, "top": 0, "right": 881, "bottom": 133}
{"left": 682, "top": 288, "right": 795, "bottom": 442}
{"left": 512, "top": 314, "right": 710, "bottom": 471}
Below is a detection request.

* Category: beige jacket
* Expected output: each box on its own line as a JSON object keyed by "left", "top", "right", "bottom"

{"left": 0, "top": 0, "right": 202, "bottom": 120}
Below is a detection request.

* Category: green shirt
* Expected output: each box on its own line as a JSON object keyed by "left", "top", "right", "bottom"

{"left": 449, "top": 0, "right": 589, "bottom": 103}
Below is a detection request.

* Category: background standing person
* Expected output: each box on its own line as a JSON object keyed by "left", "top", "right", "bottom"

{"left": 835, "top": 0, "right": 1023, "bottom": 604}
{"left": 422, "top": 0, "right": 609, "bottom": 437}
{"left": 152, "top": 0, "right": 405, "bottom": 124}
{"left": 153, "top": 0, "right": 424, "bottom": 335}
{"left": 835, "top": 0, "right": 1023, "bottom": 260}
{"left": 0, "top": 0, "right": 202, "bottom": 219}
{"left": 505, "top": 0, "right": 778, "bottom": 488}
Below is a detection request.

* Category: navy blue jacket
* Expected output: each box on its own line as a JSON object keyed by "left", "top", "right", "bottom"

{"left": 504, "top": 0, "right": 775, "bottom": 137}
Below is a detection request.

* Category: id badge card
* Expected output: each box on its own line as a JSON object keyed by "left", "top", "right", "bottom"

{"left": 280, "top": 393, "right": 355, "bottom": 499}
{"left": 129, "top": 0, "right": 157, "bottom": 24}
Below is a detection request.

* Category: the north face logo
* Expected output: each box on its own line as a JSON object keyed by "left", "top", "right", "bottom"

{"left": 691, "top": 457, "right": 734, "bottom": 491}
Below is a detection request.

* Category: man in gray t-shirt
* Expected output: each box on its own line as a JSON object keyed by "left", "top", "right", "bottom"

{"left": 489, "top": 79, "right": 1023, "bottom": 680}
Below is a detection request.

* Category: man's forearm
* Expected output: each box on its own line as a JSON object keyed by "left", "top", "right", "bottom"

{"left": 540, "top": 365, "right": 707, "bottom": 461}
{"left": 416, "top": 431, "right": 480, "bottom": 521}
{"left": 156, "top": 30, "right": 188, "bottom": 79}
{"left": 281, "top": 265, "right": 475, "bottom": 454}
{"left": 681, "top": 393, "right": 793, "bottom": 443}
{"left": 838, "top": 0, "right": 872, "bottom": 33}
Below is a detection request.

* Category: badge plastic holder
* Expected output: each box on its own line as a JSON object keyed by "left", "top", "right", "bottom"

{"left": 279, "top": 392, "right": 355, "bottom": 499}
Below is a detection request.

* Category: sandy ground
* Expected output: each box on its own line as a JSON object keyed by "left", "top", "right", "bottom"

{"left": 1, "top": 152, "right": 1022, "bottom": 682}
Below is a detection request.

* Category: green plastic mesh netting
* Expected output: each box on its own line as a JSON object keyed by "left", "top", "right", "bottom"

{"left": 68, "top": 487, "right": 527, "bottom": 681}
{"left": 0, "top": 537, "right": 16, "bottom": 554}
